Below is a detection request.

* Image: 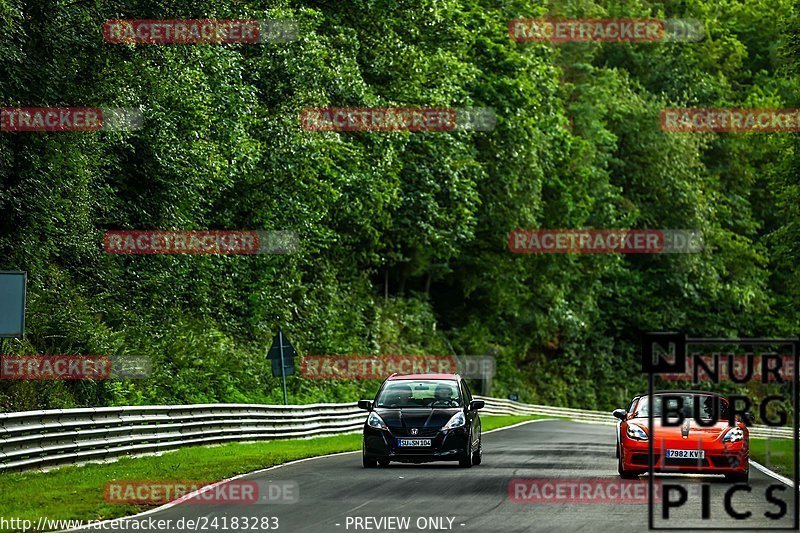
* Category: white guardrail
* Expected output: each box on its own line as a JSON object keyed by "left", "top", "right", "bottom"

{"left": 0, "top": 396, "right": 793, "bottom": 472}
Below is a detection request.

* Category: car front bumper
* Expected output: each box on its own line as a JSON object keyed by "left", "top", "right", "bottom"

{"left": 363, "top": 425, "right": 470, "bottom": 463}
{"left": 621, "top": 437, "right": 749, "bottom": 474}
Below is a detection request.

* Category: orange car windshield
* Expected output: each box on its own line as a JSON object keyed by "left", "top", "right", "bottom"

{"left": 634, "top": 394, "right": 729, "bottom": 420}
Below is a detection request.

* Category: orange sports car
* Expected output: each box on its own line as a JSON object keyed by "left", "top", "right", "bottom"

{"left": 613, "top": 391, "right": 749, "bottom": 482}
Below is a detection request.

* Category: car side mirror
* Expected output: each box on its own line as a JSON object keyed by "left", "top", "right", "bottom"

{"left": 612, "top": 409, "right": 627, "bottom": 421}
{"left": 744, "top": 412, "right": 755, "bottom": 426}
{"left": 470, "top": 400, "right": 485, "bottom": 411}
{"left": 357, "top": 400, "right": 373, "bottom": 411}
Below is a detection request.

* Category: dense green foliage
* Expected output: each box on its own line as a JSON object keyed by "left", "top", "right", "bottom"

{"left": 0, "top": 0, "right": 797, "bottom": 411}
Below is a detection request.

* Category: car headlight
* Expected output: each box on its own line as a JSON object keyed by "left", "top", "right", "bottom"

{"left": 442, "top": 411, "right": 466, "bottom": 430}
{"left": 626, "top": 423, "right": 648, "bottom": 441}
{"left": 723, "top": 427, "right": 744, "bottom": 443}
{"left": 367, "top": 412, "right": 387, "bottom": 430}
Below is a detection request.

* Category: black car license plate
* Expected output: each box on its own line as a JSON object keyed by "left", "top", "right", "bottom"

{"left": 397, "top": 438, "right": 432, "bottom": 447}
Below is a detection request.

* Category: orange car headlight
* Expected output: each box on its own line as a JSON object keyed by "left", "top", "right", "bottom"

{"left": 626, "top": 423, "right": 648, "bottom": 441}
{"left": 722, "top": 426, "right": 744, "bottom": 443}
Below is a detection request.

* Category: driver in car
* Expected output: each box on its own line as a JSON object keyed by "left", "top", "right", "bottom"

{"left": 395, "top": 385, "right": 413, "bottom": 406}
{"left": 432, "top": 384, "right": 456, "bottom": 406}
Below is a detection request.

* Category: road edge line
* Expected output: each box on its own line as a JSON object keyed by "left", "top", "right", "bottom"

{"left": 483, "top": 418, "right": 556, "bottom": 434}
{"left": 55, "top": 450, "right": 360, "bottom": 532}
{"left": 57, "top": 417, "right": 552, "bottom": 531}
{"left": 749, "top": 459, "right": 795, "bottom": 488}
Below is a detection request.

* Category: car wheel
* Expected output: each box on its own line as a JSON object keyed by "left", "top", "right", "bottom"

{"left": 472, "top": 442, "right": 482, "bottom": 466}
{"left": 459, "top": 438, "right": 473, "bottom": 468}
{"left": 363, "top": 454, "right": 377, "bottom": 468}
{"left": 378, "top": 458, "right": 390, "bottom": 467}
{"left": 618, "top": 450, "right": 639, "bottom": 479}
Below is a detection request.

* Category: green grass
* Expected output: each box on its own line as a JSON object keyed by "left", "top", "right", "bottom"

{"left": 0, "top": 414, "right": 543, "bottom": 527}
{"left": 750, "top": 437, "right": 795, "bottom": 478}
{"left": 482, "top": 414, "right": 549, "bottom": 431}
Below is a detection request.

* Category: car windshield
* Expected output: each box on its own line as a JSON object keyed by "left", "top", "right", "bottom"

{"left": 375, "top": 380, "right": 461, "bottom": 408}
{"left": 634, "top": 394, "right": 728, "bottom": 420}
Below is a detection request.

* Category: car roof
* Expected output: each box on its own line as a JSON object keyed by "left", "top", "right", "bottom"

{"left": 636, "top": 390, "right": 724, "bottom": 399}
{"left": 386, "top": 373, "right": 461, "bottom": 381}
{"left": 654, "top": 390, "right": 722, "bottom": 396}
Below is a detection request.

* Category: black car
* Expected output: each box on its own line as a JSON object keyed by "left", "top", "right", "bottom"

{"left": 358, "top": 373, "right": 484, "bottom": 468}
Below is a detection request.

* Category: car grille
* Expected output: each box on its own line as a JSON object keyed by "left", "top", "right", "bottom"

{"left": 663, "top": 457, "right": 709, "bottom": 467}
{"left": 390, "top": 427, "right": 440, "bottom": 438}
{"left": 631, "top": 453, "right": 736, "bottom": 469}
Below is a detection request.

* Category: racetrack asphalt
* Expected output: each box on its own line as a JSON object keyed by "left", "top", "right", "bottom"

{"left": 66, "top": 420, "right": 797, "bottom": 533}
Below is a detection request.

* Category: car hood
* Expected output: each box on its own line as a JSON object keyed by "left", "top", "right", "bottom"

{"left": 374, "top": 407, "right": 461, "bottom": 429}
{"left": 629, "top": 418, "right": 743, "bottom": 440}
